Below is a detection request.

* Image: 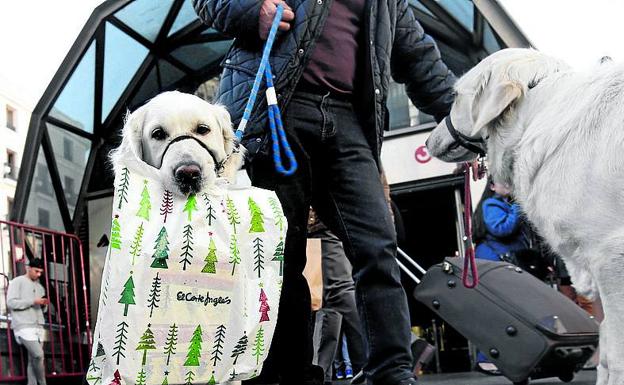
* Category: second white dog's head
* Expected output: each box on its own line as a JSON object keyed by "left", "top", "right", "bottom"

{"left": 113, "top": 91, "right": 244, "bottom": 196}
{"left": 426, "top": 48, "right": 569, "bottom": 165}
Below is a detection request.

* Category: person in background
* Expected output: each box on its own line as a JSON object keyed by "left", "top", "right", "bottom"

{"left": 7, "top": 258, "right": 48, "bottom": 385}
{"left": 334, "top": 333, "right": 355, "bottom": 380}
{"left": 473, "top": 179, "right": 526, "bottom": 263}
{"left": 308, "top": 209, "right": 366, "bottom": 385}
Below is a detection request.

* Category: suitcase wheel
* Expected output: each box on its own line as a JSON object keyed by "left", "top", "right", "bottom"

{"left": 558, "top": 372, "right": 574, "bottom": 383}
{"left": 513, "top": 380, "right": 529, "bottom": 385}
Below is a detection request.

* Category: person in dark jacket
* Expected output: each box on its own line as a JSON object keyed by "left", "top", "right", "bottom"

{"left": 193, "top": 1, "right": 456, "bottom": 384}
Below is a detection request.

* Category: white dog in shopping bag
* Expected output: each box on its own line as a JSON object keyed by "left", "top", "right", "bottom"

{"left": 111, "top": 91, "right": 245, "bottom": 195}
{"left": 426, "top": 48, "right": 624, "bottom": 385}
{"left": 86, "top": 92, "right": 287, "bottom": 385}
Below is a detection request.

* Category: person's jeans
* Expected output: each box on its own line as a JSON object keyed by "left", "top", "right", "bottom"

{"left": 17, "top": 336, "right": 46, "bottom": 385}
{"left": 247, "top": 91, "right": 414, "bottom": 385}
{"left": 334, "top": 334, "right": 353, "bottom": 371}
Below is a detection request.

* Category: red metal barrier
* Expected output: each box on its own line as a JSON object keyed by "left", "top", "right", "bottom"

{"left": 0, "top": 220, "right": 92, "bottom": 382}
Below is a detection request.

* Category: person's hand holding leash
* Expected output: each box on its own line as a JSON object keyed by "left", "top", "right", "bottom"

{"left": 259, "top": 0, "right": 294, "bottom": 40}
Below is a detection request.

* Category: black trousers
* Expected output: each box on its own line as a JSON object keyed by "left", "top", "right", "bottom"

{"left": 247, "top": 91, "right": 414, "bottom": 385}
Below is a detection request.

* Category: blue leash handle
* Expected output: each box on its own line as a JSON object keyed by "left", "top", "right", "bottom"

{"left": 235, "top": 4, "right": 297, "bottom": 176}
{"left": 265, "top": 62, "right": 297, "bottom": 175}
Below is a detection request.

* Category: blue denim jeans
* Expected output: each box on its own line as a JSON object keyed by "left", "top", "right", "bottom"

{"left": 247, "top": 91, "right": 414, "bottom": 385}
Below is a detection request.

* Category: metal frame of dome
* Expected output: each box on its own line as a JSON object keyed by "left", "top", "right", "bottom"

{"left": 12, "top": 0, "right": 531, "bottom": 237}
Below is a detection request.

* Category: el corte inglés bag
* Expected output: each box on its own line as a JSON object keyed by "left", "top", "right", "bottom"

{"left": 86, "top": 158, "right": 286, "bottom": 385}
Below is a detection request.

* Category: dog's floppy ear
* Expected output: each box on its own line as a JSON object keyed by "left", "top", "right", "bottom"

{"left": 215, "top": 105, "right": 245, "bottom": 182}
{"left": 471, "top": 81, "right": 522, "bottom": 136}
{"left": 109, "top": 106, "right": 147, "bottom": 170}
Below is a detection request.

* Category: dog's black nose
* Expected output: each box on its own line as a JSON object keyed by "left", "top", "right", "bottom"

{"left": 174, "top": 163, "right": 202, "bottom": 194}
{"left": 175, "top": 164, "right": 201, "bottom": 180}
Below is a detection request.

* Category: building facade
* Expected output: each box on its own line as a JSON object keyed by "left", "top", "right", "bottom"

{"left": 0, "top": 80, "right": 29, "bottom": 222}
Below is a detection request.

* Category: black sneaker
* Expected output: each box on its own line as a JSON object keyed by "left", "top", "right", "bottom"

{"left": 350, "top": 370, "right": 366, "bottom": 385}
{"left": 396, "top": 377, "right": 418, "bottom": 385}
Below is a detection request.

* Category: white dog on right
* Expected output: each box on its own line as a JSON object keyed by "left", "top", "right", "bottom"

{"left": 426, "top": 48, "right": 624, "bottom": 385}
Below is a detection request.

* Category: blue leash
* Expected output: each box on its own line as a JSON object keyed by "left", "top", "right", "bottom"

{"left": 235, "top": 4, "right": 298, "bottom": 176}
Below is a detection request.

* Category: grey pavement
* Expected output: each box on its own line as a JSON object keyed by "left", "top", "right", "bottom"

{"left": 417, "top": 370, "right": 596, "bottom": 384}
{"left": 333, "top": 370, "right": 596, "bottom": 385}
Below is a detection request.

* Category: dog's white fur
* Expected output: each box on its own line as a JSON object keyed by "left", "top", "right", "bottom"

{"left": 426, "top": 48, "right": 624, "bottom": 385}
{"left": 110, "top": 91, "right": 244, "bottom": 196}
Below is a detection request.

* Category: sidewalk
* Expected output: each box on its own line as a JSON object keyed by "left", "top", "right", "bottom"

{"left": 334, "top": 369, "right": 596, "bottom": 385}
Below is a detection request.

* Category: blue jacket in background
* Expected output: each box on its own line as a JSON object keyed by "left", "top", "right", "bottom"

{"left": 475, "top": 195, "right": 527, "bottom": 261}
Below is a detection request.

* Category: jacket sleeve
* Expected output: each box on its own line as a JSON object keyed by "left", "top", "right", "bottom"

{"left": 7, "top": 279, "right": 32, "bottom": 311}
{"left": 482, "top": 199, "right": 521, "bottom": 237}
{"left": 193, "top": 0, "right": 263, "bottom": 44}
{"left": 390, "top": 0, "right": 456, "bottom": 122}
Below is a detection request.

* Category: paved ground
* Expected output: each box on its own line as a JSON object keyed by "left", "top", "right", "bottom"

{"left": 334, "top": 370, "right": 596, "bottom": 385}
{"left": 417, "top": 370, "right": 596, "bottom": 384}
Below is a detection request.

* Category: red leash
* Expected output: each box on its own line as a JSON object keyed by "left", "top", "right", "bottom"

{"left": 461, "top": 160, "right": 486, "bottom": 288}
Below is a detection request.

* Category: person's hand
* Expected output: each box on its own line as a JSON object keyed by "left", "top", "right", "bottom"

{"left": 259, "top": 0, "right": 295, "bottom": 40}
{"left": 33, "top": 297, "right": 48, "bottom": 306}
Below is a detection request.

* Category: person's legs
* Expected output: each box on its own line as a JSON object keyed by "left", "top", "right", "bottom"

{"left": 245, "top": 94, "right": 323, "bottom": 385}
{"left": 312, "top": 309, "right": 342, "bottom": 383}
{"left": 21, "top": 339, "right": 46, "bottom": 385}
{"left": 319, "top": 230, "right": 366, "bottom": 373}
{"left": 308, "top": 98, "right": 414, "bottom": 385}
{"left": 341, "top": 334, "right": 354, "bottom": 378}
{"left": 333, "top": 332, "right": 345, "bottom": 379}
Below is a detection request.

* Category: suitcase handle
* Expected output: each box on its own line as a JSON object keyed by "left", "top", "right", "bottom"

{"left": 396, "top": 247, "right": 427, "bottom": 284}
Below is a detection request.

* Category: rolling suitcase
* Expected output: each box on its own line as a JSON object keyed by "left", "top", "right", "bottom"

{"left": 396, "top": 250, "right": 599, "bottom": 385}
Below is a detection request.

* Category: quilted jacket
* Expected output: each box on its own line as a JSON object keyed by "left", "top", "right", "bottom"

{"left": 193, "top": 0, "right": 456, "bottom": 162}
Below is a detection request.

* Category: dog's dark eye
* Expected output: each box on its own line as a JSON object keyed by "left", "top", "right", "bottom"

{"left": 151, "top": 127, "right": 168, "bottom": 140}
{"left": 196, "top": 124, "right": 211, "bottom": 135}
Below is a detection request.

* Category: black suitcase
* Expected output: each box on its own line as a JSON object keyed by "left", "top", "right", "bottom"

{"left": 398, "top": 252, "right": 599, "bottom": 385}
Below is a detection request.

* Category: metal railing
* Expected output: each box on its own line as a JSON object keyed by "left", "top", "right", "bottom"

{"left": 0, "top": 220, "right": 91, "bottom": 382}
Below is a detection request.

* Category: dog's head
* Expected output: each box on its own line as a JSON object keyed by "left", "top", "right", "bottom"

{"left": 112, "top": 91, "right": 245, "bottom": 196}
{"left": 426, "top": 48, "right": 570, "bottom": 165}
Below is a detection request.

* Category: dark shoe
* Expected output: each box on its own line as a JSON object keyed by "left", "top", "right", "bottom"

{"left": 396, "top": 377, "right": 418, "bottom": 385}
{"left": 350, "top": 370, "right": 365, "bottom": 385}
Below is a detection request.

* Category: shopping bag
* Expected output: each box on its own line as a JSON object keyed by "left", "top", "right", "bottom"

{"left": 86, "top": 159, "right": 287, "bottom": 385}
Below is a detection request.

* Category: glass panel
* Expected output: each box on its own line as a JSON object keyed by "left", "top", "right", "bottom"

{"left": 49, "top": 42, "right": 95, "bottom": 133}
{"left": 159, "top": 59, "right": 186, "bottom": 88}
{"left": 201, "top": 28, "right": 220, "bottom": 36}
{"left": 169, "top": 0, "right": 199, "bottom": 36}
{"left": 483, "top": 20, "right": 502, "bottom": 53}
{"left": 24, "top": 147, "right": 66, "bottom": 232}
{"left": 102, "top": 22, "right": 150, "bottom": 122}
{"left": 115, "top": 0, "right": 174, "bottom": 42}
{"left": 409, "top": 0, "right": 437, "bottom": 18}
{"left": 436, "top": 0, "right": 473, "bottom": 32}
{"left": 47, "top": 123, "right": 92, "bottom": 216}
{"left": 170, "top": 40, "right": 232, "bottom": 70}
{"left": 130, "top": 65, "right": 160, "bottom": 108}
{"left": 388, "top": 82, "right": 411, "bottom": 129}
{"left": 130, "top": 60, "right": 186, "bottom": 108}
{"left": 387, "top": 81, "right": 434, "bottom": 130}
